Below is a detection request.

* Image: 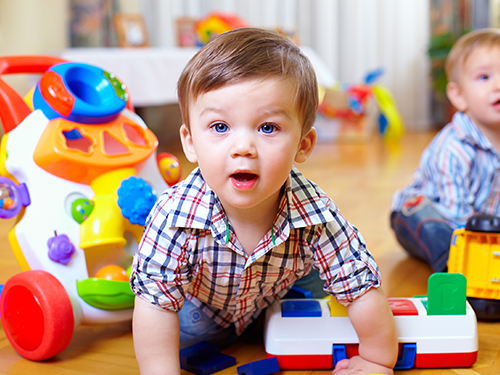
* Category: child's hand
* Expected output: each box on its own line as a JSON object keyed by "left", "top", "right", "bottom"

{"left": 332, "top": 356, "right": 394, "bottom": 375}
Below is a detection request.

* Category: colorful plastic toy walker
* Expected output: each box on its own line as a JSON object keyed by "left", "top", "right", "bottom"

{"left": 0, "top": 55, "right": 181, "bottom": 361}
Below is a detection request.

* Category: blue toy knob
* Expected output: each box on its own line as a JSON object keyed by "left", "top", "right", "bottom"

{"left": 117, "top": 176, "right": 156, "bottom": 226}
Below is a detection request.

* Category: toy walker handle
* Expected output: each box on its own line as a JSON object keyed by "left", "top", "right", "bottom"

{"left": 0, "top": 55, "right": 66, "bottom": 133}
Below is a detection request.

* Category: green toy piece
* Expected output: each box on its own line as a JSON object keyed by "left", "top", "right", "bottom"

{"left": 427, "top": 272, "right": 467, "bottom": 316}
{"left": 70, "top": 198, "right": 94, "bottom": 224}
{"left": 76, "top": 278, "right": 135, "bottom": 310}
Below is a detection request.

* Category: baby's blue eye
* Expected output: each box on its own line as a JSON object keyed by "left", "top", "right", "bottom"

{"left": 479, "top": 74, "right": 489, "bottom": 81}
{"left": 260, "top": 123, "right": 276, "bottom": 134}
{"left": 213, "top": 123, "right": 228, "bottom": 133}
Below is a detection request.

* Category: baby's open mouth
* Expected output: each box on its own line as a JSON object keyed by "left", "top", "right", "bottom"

{"left": 231, "top": 172, "right": 257, "bottom": 182}
{"left": 230, "top": 172, "right": 258, "bottom": 190}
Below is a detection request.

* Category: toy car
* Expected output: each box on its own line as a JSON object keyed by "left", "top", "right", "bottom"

{"left": 448, "top": 214, "right": 500, "bottom": 320}
{"left": 0, "top": 55, "right": 181, "bottom": 361}
{"left": 264, "top": 273, "right": 478, "bottom": 370}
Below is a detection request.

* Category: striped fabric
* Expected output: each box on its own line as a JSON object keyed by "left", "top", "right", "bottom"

{"left": 391, "top": 112, "right": 500, "bottom": 228}
{"left": 132, "top": 166, "right": 380, "bottom": 335}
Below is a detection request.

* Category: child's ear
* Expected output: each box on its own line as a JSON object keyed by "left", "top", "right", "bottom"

{"left": 179, "top": 124, "right": 198, "bottom": 163}
{"left": 446, "top": 81, "right": 468, "bottom": 112}
{"left": 294, "top": 127, "right": 317, "bottom": 163}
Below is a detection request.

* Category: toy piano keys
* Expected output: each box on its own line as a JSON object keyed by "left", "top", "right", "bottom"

{"left": 264, "top": 273, "right": 478, "bottom": 370}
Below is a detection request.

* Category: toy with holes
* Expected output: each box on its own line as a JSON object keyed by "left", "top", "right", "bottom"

{"left": 265, "top": 273, "right": 478, "bottom": 370}
{"left": 0, "top": 55, "right": 181, "bottom": 361}
{"left": 448, "top": 214, "right": 500, "bottom": 321}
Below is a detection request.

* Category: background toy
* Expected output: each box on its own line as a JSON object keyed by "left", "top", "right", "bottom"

{"left": 195, "top": 12, "right": 249, "bottom": 45}
{"left": 448, "top": 214, "right": 500, "bottom": 320}
{"left": 316, "top": 68, "right": 404, "bottom": 143}
{"left": 0, "top": 55, "right": 180, "bottom": 360}
{"left": 179, "top": 342, "right": 236, "bottom": 375}
{"left": 236, "top": 357, "right": 280, "bottom": 375}
{"left": 265, "top": 273, "right": 477, "bottom": 370}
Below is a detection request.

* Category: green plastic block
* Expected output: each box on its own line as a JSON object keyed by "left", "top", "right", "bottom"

{"left": 427, "top": 272, "right": 466, "bottom": 315}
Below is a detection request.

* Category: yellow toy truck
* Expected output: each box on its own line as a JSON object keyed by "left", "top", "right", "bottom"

{"left": 448, "top": 215, "right": 500, "bottom": 320}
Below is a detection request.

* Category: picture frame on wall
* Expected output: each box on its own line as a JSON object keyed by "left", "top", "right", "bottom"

{"left": 113, "top": 13, "right": 150, "bottom": 47}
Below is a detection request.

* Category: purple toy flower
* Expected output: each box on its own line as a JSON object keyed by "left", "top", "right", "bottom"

{"left": 47, "top": 233, "right": 75, "bottom": 265}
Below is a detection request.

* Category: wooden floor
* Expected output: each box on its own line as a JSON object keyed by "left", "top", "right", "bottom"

{"left": 0, "top": 130, "right": 498, "bottom": 374}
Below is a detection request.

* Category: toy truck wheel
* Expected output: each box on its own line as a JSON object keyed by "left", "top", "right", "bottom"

{"left": 466, "top": 214, "right": 500, "bottom": 232}
{"left": 0, "top": 270, "right": 74, "bottom": 361}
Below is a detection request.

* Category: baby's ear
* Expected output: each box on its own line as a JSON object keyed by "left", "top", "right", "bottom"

{"left": 295, "top": 128, "right": 317, "bottom": 163}
{"left": 446, "top": 81, "right": 468, "bottom": 112}
{"left": 179, "top": 124, "right": 198, "bottom": 163}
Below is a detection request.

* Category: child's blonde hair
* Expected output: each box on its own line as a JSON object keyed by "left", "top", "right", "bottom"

{"left": 177, "top": 27, "right": 318, "bottom": 137}
{"left": 445, "top": 28, "right": 500, "bottom": 83}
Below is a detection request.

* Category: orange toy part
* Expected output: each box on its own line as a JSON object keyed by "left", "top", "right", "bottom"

{"left": 39, "top": 70, "right": 75, "bottom": 117}
{"left": 33, "top": 114, "right": 158, "bottom": 184}
{"left": 95, "top": 265, "right": 129, "bottom": 281}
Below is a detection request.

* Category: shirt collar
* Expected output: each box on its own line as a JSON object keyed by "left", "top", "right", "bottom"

{"left": 452, "top": 111, "right": 495, "bottom": 152}
{"left": 284, "top": 166, "right": 335, "bottom": 228}
{"left": 165, "top": 166, "right": 335, "bottom": 235}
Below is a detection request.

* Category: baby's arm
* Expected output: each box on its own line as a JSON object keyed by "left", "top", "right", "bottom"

{"left": 333, "top": 287, "right": 398, "bottom": 375}
{"left": 133, "top": 296, "right": 181, "bottom": 375}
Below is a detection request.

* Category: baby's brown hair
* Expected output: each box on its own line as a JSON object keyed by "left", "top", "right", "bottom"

{"left": 177, "top": 27, "right": 318, "bottom": 137}
{"left": 445, "top": 28, "right": 500, "bottom": 83}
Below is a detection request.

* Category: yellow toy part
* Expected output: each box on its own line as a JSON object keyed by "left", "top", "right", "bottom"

{"left": 8, "top": 216, "right": 30, "bottom": 272}
{"left": 372, "top": 83, "right": 405, "bottom": 141}
{"left": 448, "top": 227, "right": 500, "bottom": 299}
{"left": 329, "top": 295, "right": 349, "bottom": 317}
{"left": 79, "top": 167, "right": 143, "bottom": 251}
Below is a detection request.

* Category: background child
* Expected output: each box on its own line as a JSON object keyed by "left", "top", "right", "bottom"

{"left": 131, "top": 27, "right": 397, "bottom": 375}
{"left": 391, "top": 28, "right": 500, "bottom": 272}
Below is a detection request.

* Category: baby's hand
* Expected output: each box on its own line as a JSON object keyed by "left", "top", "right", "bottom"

{"left": 332, "top": 356, "right": 393, "bottom": 375}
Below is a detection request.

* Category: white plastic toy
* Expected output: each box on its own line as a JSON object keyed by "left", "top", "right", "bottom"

{"left": 265, "top": 273, "right": 478, "bottom": 370}
{"left": 0, "top": 55, "right": 181, "bottom": 361}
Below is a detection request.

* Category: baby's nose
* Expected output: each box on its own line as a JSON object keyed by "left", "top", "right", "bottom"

{"left": 231, "top": 133, "right": 257, "bottom": 157}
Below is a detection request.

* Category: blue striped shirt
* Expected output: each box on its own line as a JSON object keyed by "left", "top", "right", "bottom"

{"left": 132, "top": 166, "right": 381, "bottom": 334}
{"left": 391, "top": 112, "right": 500, "bottom": 228}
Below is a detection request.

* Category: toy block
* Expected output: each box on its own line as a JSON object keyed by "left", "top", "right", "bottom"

{"left": 332, "top": 344, "right": 347, "bottom": 366}
{"left": 283, "top": 285, "right": 313, "bottom": 299}
{"left": 281, "top": 300, "right": 322, "bottom": 317}
{"left": 428, "top": 273, "right": 466, "bottom": 315}
{"left": 179, "top": 342, "right": 236, "bottom": 375}
{"left": 237, "top": 357, "right": 280, "bottom": 375}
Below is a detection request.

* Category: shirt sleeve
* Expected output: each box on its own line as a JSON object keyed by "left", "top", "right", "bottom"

{"left": 130, "top": 195, "right": 192, "bottom": 312}
{"left": 314, "top": 209, "right": 381, "bottom": 306}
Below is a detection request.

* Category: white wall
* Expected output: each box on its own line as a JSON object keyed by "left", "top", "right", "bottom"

{"left": 142, "top": 0, "right": 431, "bottom": 130}
{"left": 0, "top": 0, "right": 70, "bottom": 95}
{"left": 0, "top": 0, "right": 431, "bottom": 129}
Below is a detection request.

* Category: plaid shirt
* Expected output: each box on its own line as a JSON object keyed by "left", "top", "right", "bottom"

{"left": 391, "top": 112, "right": 500, "bottom": 228}
{"left": 131, "top": 166, "right": 381, "bottom": 335}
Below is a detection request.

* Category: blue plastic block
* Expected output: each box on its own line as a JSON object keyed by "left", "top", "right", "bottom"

{"left": 237, "top": 357, "right": 280, "bottom": 375}
{"left": 394, "top": 343, "right": 416, "bottom": 370}
{"left": 179, "top": 342, "right": 236, "bottom": 375}
{"left": 283, "top": 285, "right": 313, "bottom": 299}
{"left": 332, "top": 344, "right": 347, "bottom": 367}
{"left": 281, "top": 300, "right": 322, "bottom": 317}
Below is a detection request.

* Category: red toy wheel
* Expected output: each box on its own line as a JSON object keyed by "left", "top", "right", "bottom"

{"left": 0, "top": 270, "right": 74, "bottom": 360}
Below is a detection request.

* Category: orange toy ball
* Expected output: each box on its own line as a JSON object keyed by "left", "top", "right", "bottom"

{"left": 156, "top": 152, "right": 181, "bottom": 186}
{"left": 95, "top": 265, "right": 129, "bottom": 281}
